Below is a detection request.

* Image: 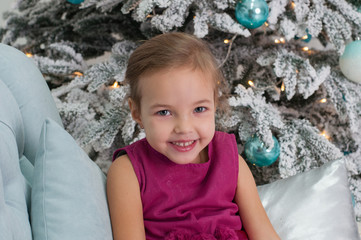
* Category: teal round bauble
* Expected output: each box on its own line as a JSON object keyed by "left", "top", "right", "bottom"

{"left": 339, "top": 40, "right": 361, "bottom": 84}
{"left": 235, "top": 0, "right": 269, "bottom": 29}
{"left": 67, "top": 0, "right": 84, "bottom": 4}
{"left": 244, "top": 135, "right": 280, "bottom": 167}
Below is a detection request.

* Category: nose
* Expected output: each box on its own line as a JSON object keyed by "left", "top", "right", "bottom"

{"left": 174, "top": 116, "right": 193, "bottom": 134}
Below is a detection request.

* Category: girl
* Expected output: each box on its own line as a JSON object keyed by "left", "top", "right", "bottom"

{"left": 107, "top": 32, "right": 280, "bottom": 240}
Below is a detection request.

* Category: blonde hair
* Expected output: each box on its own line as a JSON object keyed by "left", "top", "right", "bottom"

{"left": 125, "top": 32, "right": 229, "bottom": 113}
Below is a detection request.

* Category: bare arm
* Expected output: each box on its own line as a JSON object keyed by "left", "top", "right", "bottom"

{"left": 234, "top": 155, "right": 280, "bottom": 240}
{"left": 106, "top": 155, "right": 146, "bottom": 240}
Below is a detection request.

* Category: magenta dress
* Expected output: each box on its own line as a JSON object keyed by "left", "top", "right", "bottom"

{"left": 113, "top": 131, "right": 248, "bottom": 240}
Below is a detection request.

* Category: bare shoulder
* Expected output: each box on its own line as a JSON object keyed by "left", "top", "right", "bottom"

{"left": 238, "top": 154, "right": 248, "bottom": 170}
{"left": 107, "top": 153, "right": 140, "bottom": 204}
{"left": 107, "top": 154, "right": 145, "bottom": 240}
{"left": 108, "top": 154, "right": 134, "bottom": 176}
{"left": 107, "top": 154, "right": 140, "bottom": 196}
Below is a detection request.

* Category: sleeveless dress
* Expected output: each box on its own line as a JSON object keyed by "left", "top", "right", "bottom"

{"left": 113, "top": 131, "right": 248, "bottom": 240}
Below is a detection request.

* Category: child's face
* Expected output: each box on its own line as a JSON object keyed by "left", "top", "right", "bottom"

{"left": 130, "top": 66, "right": 216, "bottom": 164}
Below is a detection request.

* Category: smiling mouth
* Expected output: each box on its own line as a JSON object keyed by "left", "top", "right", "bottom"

{"left": 171, "top": 140, "right": 195, "bottom": 147}
{"left": 170, "top": 140, "right": 197, "bottom": 152}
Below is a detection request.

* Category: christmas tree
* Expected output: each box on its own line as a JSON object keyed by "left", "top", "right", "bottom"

{"left": 1, "top": 0, "right": 361, "bottom": 219}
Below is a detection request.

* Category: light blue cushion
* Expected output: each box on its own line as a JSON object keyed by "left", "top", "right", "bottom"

{"left": 19, "top": 155, "right": 34, "bottom": 187}
{"left": 31, "top": 118, "right": 112, "bottom": 240}
{"left": 258, "top": 159, "right": 360, "bottom": 240}
{"left": 0, "top": 43, "right": 63, "bottom": 165}
{"left": 19, "top": 155, "right": 34, "bottom": 212}
{"left": 0, "top": 79, "right": 32, "bottom": 240}
{"left": 0, "top": 77, "right": 24, "bottom": 156}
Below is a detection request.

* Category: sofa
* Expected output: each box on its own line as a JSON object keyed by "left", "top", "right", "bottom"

{"left": 0, "top": 43, "right": 360, "bottom": 240}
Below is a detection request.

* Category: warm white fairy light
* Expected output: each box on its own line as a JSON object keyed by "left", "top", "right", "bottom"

{"left": 291, "top": 2, "right": 296, "bottom": 9}
{"left": 302, "top": 35, "right": 309, "bottom": 40}
{"left": 319, "top": 98, "right": 327, "bottom": 103}
{"left": 281, "top": 82, "right": 285, "bottom": 92}
{"left": 248, "top": 80, "right": 254, "bottom": 87}
{"left": 72, "top": 71, "right": 83, "bottom": 77}
{"left": 274, "top": 37, "right": 286, "bottom": 44}
{"left": 302, "top": 46, "right": 309, "bottom": 51}
{"left": 224, "top": 39, "right": 230, "bottom": 44}
{"left": 320, "top": 130, "right": 331, "bottom": 140}
{"left": 25, "top": 52, "right": 33, "bottom": 58}
{"left": 111, "top": 81, "right": 119, "bottom": 88}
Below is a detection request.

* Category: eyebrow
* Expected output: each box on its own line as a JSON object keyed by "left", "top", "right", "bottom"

{"left": 150, "top": 104, "right": 172, "bottom": 110}
{"left": 194, "top": 99, "right": 213, "bottom": 105}
{"left": 150, "top": 99, "right": 213, "bottom": 110}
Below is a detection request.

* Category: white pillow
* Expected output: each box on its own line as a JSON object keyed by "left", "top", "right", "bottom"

{"left": 258, "top": 159, "right": 360, "bottom": 240}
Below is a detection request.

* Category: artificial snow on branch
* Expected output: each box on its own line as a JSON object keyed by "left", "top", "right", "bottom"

{"left": 32, "top": 43, "right": 87, "bottom": 76}
{"left": 279, "top": 119, "right": 344, "bottom": 178}
{"left": 228, "top": 84, "right": 284, "bottom": 148}
{"left": 273, "top": 50, "right": 330, "bottom": 100}
{"left": 324, "top": 72, "right": 361, "bottom": 135}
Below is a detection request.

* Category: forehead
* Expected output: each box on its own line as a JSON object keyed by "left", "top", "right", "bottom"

{"left": 138, "top": 67, "right": 215, "bottom": 105}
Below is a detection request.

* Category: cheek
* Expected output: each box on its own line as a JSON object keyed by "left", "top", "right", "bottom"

{"left": 197, "top": 114, "right": 216, "bottom": 133}
{"left": 143, "top": 118, "right": 170, "bottom": 139}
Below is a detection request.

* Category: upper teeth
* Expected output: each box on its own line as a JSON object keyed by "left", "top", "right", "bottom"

{"left": 173, "top": 141, "right": 194, "bottom": 147}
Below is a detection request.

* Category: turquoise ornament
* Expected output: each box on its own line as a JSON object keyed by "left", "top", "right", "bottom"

{"left": 235, "top": 0, "right": 269, "bottom": 29}
{"left": 67, "top": 0, "right": 84, "bottom": 4}
{"left": 244, "top": 135, "right": 280, "bottom": 167}
{"left": 339, "top": 40, "right": 361, "bottom": 84}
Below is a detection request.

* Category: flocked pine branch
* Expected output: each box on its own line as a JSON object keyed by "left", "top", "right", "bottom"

{"left": 279, "top": 119, "right": 344, "bottom": 178}
{"left": 228, "top": 84, "right": 284, "bottom": 148}
{"left": 271, "top": 0, "right": 361, "bottom": 53}
{"left": 258, "top": 49, "right": 331, "bottom": 100}
{"left": 324, "top": 71, "right": 361, "bottom": 135}
{"left": 267, "top": 0, "right": 289, "bottom": 26}
{"left": 32, "top": 42, "right": 87, "bottom": 77}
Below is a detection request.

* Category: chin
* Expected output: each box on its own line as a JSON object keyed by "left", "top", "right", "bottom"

{"left": 167, "top": 153, "right": 203, "bottom": 165}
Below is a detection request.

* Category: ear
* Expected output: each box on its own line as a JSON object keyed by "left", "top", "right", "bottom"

{"left": 128, "top": 98, "right": 143, "bottom": 128}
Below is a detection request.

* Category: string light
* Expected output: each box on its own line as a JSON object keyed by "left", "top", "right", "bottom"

{"left": 248, "top": 80, "right": 254, "bottom": 87}
{"left": 302, "top": 46, "right": 309, "bottom": 51}
{"left": 224, "top": 39, "right": 230, "bottom": 44}
{"left": 72, "top": 71, "right": 83, "bottom": 76}
{"left": 291, "top": 2, "right": 296, "bottom": 9}
{"left": 111, "top": 81, "right": 119, "bottom": 88}
{"left": 320, "top": 130, "right": 331, "bottom": 140}
{"left": 274, "top": 37, "right": 286, "bottom": 44}
{"left": 302, "top": 35, "right": 309, "bottom": 41}
{"left": 319, "top": 98, "right": 327, "bottom": 103}
{"left": 264, "top": 22, "right": 269, "bottom": 27}
{"left": 281, "top": 82, "right": 285, "bottom": 92}
{"left": 25, "top": 52, "right": 33, "bottom": 58}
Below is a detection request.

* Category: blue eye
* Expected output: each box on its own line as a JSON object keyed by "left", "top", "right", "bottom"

{"left": 157, "top": 110, "right": 170, "bottom": 116}
{"left": 194, "top": 107, "right": 206, "bottom": 113}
